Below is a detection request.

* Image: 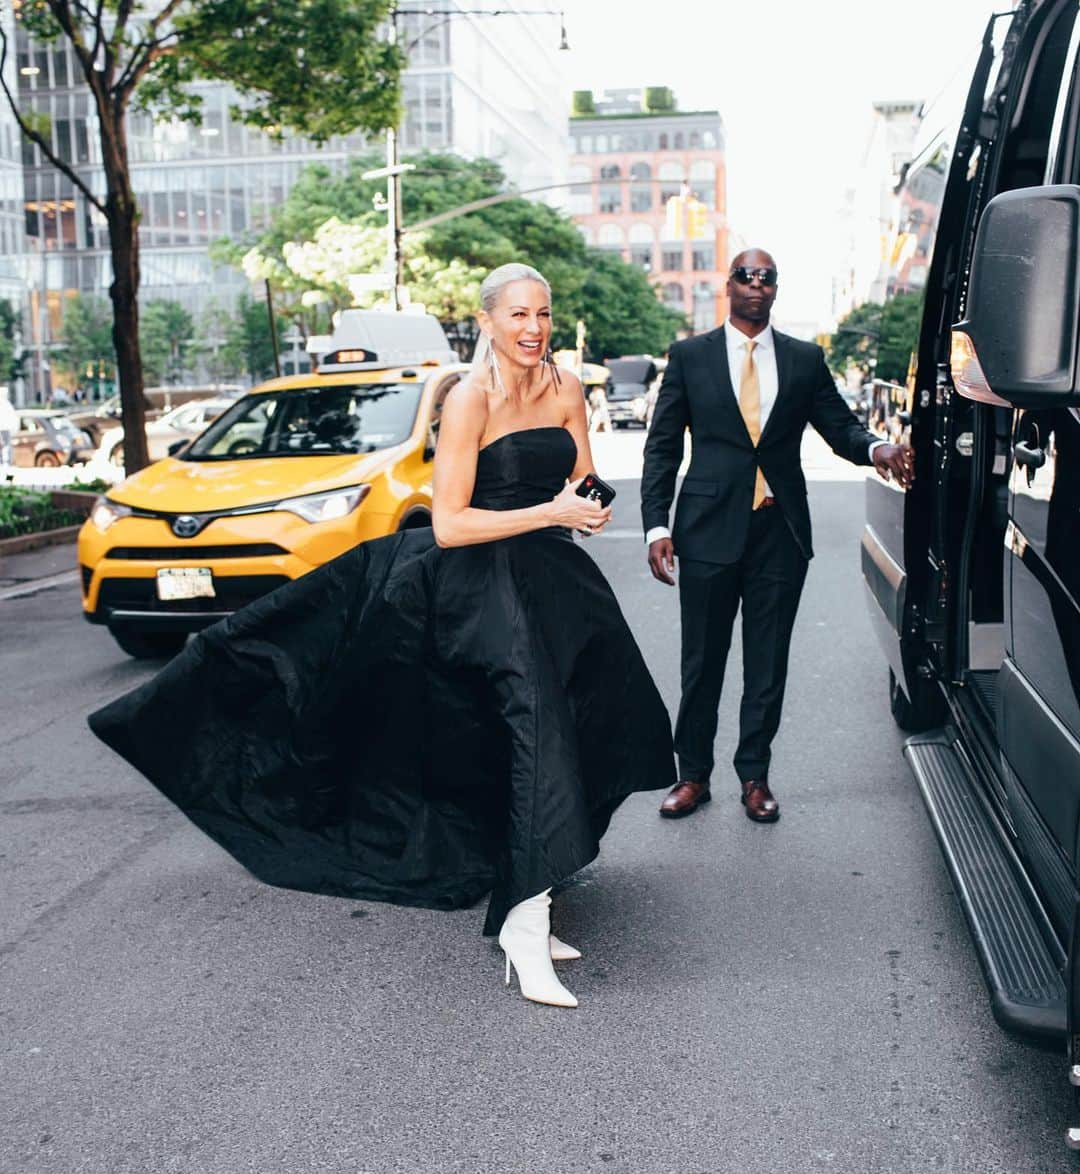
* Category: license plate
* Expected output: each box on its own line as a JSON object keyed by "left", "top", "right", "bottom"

{"left": 156, "top": 567, "right": 215, "bottom": 601}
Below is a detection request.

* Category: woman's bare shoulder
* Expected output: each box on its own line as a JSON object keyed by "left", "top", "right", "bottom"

{"left": 444, "top": 374, "right": 490, "bottom": 426}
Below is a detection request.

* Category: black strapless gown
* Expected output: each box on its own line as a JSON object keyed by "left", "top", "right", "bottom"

{"left": 88, "top": 427, "right": 675, "bottom": 933}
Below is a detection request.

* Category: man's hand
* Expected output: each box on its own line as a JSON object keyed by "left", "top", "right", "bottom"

{"left": 872, "top": 443, "right": 915, "bottom": 490}
{"left": 648, "top": 537, "right": 676, "bottom": 586}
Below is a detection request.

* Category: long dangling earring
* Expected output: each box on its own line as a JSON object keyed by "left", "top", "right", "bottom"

{"left": 487, "top": 336, "right": 507, "bottom": 398}
{"left": 544, "top": 345, "right": 561, "bottom": 388}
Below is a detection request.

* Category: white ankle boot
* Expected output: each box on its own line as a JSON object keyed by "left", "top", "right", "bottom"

{"left": 499, "top": 890, "right": 578, "bottom": 1007}
{"left": 549, "top": 934, "right": 581, "bottom": 962}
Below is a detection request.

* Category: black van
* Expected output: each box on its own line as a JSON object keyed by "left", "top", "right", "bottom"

{"left": 862, "top": 0, "right": 1080, "bottom": 1146}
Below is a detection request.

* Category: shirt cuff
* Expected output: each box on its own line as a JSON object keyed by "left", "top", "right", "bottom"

{"left": 868, "top": 440, "right": 887, "bottom": 460}
{"left": 645, "top": 526, "right": 671, "bottom": 545}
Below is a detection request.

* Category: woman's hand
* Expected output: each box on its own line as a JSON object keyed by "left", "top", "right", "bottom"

{"left": 547, "top": 477, "right": 612, "bottom": 535}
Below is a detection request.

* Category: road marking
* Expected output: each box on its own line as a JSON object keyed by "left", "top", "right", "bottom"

{"left": 0, "top": 569, "right": 79, "bottom": 601}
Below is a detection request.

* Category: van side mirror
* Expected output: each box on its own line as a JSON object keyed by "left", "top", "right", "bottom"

{"left": 953, "top": 185, "right": 1080, "bottom": 407}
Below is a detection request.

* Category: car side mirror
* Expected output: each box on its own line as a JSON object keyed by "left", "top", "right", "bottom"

{"left": 167, "top": 439, "right": 188, "bottom": 457}
{"left": 953, "top": 184, "right": 1080, "bottom": 407}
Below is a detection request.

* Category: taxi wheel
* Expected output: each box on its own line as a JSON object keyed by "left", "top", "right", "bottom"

{"left": 34, "top": 450, "right": 61, "bottom": 467}
{"left": 110, "top": 628, "right": 188, "bottom": 660}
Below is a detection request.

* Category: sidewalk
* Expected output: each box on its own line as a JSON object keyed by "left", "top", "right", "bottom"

{"left": 0, "top": 538, "right": 79, "bottom": 600}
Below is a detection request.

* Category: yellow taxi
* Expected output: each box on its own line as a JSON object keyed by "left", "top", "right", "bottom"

{"left": 79, "top": 311, "right": 467, "bottom": 658}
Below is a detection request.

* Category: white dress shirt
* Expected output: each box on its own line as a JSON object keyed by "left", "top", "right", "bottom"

{"left": 645, "top": 321, "right": 884, "bottom": 546}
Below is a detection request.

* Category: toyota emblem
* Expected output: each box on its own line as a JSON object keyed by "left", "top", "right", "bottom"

{"left": 172, "top": 514, "right": 201, "bottom": 538}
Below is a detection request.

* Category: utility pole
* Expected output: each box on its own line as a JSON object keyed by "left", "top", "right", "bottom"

{"left": 364, "top": 6, "right": 569, "bottom": 312}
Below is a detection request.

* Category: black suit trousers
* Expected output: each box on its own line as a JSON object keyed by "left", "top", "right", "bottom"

{"left": 674, "top": 505, "right": 808, "bottom": 784}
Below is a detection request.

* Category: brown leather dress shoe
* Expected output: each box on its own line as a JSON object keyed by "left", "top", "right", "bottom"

{"left": 659, "top": 780, "right": 711, "bottom": 819}
{"left": 741, "top": 779, "right": 780, "bottom": 822}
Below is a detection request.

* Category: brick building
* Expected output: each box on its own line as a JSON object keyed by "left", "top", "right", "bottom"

{"left": 568, "top": 88, "right": 728, "bottom": 338}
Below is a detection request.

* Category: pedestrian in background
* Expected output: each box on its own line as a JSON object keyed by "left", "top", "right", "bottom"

{"left": 0, "top": 386, "right": 17, "bottom": 468}
{"left": 641, "top": 248, "right": 914, "bottom": 823}
{"left": 588, "top": 381, "right": 611, "bottom": 431}
{"left": 90, "top": 262, "right": 675, "bottom": 1011}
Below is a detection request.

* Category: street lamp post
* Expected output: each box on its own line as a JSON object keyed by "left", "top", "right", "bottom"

{"left": 364, "top": 6, "right": 570, "bottom": 311}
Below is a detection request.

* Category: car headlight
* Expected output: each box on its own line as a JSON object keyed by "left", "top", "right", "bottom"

{"left": 90, "top": 496, "right": 132, "bottom": 532}
{"left": 277, "top": 485, "right": 371, "bottom": 523}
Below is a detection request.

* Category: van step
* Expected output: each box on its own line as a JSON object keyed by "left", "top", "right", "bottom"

{"left": 905, "top": 730, "right": 1066, "bottom": 1042}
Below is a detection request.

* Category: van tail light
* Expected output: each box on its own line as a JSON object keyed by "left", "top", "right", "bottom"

{"left": 950, "top": 330, "right": 1011, "bottom": 407}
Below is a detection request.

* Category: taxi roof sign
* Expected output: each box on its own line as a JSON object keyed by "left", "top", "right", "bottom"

{"left": 318, "top": 309, "right": 458, "bottom": 372}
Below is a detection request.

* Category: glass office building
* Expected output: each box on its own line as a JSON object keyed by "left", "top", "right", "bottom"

{"left": 13, "top": 2, "right": 568, "bottom": 398}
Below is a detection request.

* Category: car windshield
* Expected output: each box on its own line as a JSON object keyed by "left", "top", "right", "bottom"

{"left": 183, "top": 383, "right": 424, "bottom": 460}
{"left": 49, "top": 416, "right": 83, "bottom": 436}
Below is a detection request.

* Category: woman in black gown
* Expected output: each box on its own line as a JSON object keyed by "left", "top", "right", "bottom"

{"left": 89, "top": 263, "right": 676, "bottom": 1008}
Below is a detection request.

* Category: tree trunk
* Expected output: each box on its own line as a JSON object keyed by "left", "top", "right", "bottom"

{"left": 100, "top": 110, "right": 149, "bottom": 474}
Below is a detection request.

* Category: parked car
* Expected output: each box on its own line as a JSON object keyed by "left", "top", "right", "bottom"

{"left": 12, "top": 409, "right": 95, "bottom": 467}
{"left": 98, "top": 397, "right": 240, "bottom": 467}
{"left": 69, "top": 386, "right": 244, "bottom": 444}
{"left": 78, "top": 310, "right": 467, "bottom": 660}
{"left": 605, "top": 356, "right": 658, "bottom": 428}
{"left": 861, "top": 0, "right": 1080, "bottom": 1148}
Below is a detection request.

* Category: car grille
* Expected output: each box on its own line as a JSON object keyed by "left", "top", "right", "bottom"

{"left": 104, "top": 543, "right": 288, "bottom": 560}
{"left": 97, "top": 574, "right": 289, "bottom": 614}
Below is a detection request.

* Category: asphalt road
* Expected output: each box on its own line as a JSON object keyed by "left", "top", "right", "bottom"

{"left": 1, "top": 433, "right": 1075, "bottom": 1174}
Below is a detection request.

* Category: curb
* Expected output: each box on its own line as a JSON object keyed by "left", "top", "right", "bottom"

{"left": 0, "top": 525, "right": 82, "bottom": 557}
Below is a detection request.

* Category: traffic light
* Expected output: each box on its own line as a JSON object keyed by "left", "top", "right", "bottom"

{"left": 685, "top": 197, "right": 708, "bottom": 240}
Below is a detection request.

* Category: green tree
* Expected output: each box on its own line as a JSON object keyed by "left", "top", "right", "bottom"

{"left": 221, "top": 293, "right": 280, "bottom": 383}
{"left": 571, "top": 90, "right": 595, "bottom": 116}
{"left": 827, "top": 301, "right": 882, "bottom": 379}
{"left": 0, "top": 0, "right": 402, "bottom": 473}
{"left": 877, "top": 290, "right": 924, "bottom": 383}
{"left": 54, "top": 294, "right": 114, "bottom": 388}
{"left": 140, "top": 300, "right": 195, "bottom": 386}
{"left": 0, "top": 299, "right": 18, "bottom": 382}
{"left": 221, "top": 151, "right": 687, "bottom": 357}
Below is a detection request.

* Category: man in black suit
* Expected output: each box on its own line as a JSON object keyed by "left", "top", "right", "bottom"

{"left": 642, "top": 249, "right": 913, "bottom": 821}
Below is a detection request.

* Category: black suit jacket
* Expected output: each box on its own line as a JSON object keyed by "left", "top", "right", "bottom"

{"left": 641, "top": 326, "right": 878, "bottom": 564}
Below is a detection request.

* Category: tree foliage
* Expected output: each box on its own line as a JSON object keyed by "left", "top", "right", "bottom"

{"left": 140, "top": 300, "right": 195, "bottom": 385}
{"left": 0, "top": 299, "right": 19, "bottom": 383}
{"left": 55, "top": 294, "right": 114, "bottom": 385}
{"left": 220, "top": 151, "right": 686, "bottom": 359}
{"left": 0, "top": 0, "right": 403, "bottom": 471}
{"left": 828, "top": 292, "right": 923, "bottom": 384}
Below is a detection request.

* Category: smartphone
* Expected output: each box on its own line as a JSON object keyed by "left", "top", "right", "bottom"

{"left": 575, "top": 472, "right": 617, "bottom": 508}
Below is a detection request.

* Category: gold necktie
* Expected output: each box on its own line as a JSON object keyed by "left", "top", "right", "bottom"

{"left": 738, "top": 340, "right": 768, "bottom": 510}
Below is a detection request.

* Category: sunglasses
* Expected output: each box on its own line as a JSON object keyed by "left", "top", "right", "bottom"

{"left": 730, "top": 266, "right": 778, "bottom": 286}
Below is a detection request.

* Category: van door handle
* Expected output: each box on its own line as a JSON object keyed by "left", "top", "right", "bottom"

{"left": 1013, "top": 440, "right": 1046, "bottom": 469}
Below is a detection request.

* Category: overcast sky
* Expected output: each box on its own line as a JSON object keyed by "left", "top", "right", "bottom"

{"left": 554, "top": 0, "right": 1003, "bottom": 326}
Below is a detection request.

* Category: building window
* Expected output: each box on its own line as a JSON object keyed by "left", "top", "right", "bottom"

{"left": 663, "top": 282, "right": 685, "bottom": 308}
{"left": 662, "top": 247, "right": 683, "bottom": 272}
{"left": 568, "top": 163, "right": 591, "bottom": 215}
{"left": 703, "top": 130, "right": 717, "bottom": 149}
{"left": 598, "top": 185, "right": 621, "bottom": 213}
{"left": 630, "top": 245, "right": 652, "bottom": 270}
{"left": 597, "top": 223, "right": 624, "bottom": 255}
{"left": 673, "top": 132, "right": 685, "bottom": 149}
{"left": 599, "top": 163, "right": 621, "bottom": 180}
{"left": 658, "top": 132, "right": 669, "bottom": 150}
{"left": 578, "top": 134, "right": 593, "bottom": 153}
{"left": 693, "top": 281, "right": 715, "bottom": 331}
{"left": 628, "top": 161, "right": 651, "bottom": 212}
{"left": 595, "top": 134, "right": 609, "bottom": 152}
{"left": 692, "top": 244, "right": 715, "bottom": 271}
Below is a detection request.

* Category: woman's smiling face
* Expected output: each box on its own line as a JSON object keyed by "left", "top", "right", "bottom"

{"left": 480, "top": 279, "right": 552, "bottom": 369}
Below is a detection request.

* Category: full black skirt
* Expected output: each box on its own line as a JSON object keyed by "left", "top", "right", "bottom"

{"left": 89, "top": 527, "right": 676, "bottom": 933}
